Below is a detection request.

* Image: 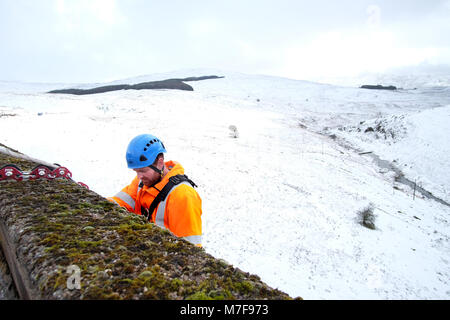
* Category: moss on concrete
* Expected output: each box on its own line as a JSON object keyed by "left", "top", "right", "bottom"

{"left": 0, "top": 148, "right": 300, "bottom": 300}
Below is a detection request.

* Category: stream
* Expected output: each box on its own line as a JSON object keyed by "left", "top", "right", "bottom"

{"left": 366, "top": 152, "right": 450, "bottom": 207}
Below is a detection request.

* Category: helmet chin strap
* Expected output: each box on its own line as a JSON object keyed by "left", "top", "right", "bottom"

{"left": 148, "top": 164, "right": 165, "bottom": 181}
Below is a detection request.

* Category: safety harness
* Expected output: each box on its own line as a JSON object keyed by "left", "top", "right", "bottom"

{"left": 141, "top": 174, "right": 198, "bottom": 221}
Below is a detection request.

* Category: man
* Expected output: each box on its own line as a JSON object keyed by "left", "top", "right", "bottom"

{"left": 108, "top": 134, "right": 202, "bottom": 246}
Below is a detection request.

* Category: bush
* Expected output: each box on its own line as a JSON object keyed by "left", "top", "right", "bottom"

{"left": 358, "top": 204, "right": 376, "bottom": 230}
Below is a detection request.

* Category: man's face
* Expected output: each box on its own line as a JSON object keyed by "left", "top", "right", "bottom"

{"left": 134, "top": 166, "right": 159, "bottom": 186}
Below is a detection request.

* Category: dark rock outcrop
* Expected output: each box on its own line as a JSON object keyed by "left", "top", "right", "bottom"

{"left": 170, "top": 75, "right": 224, "bottom": 82}
{"left": 48, "top": 80, "right": 193, "bottom": 95}
{"left": 48, "top": 75, "right": 224, "bottom": 95}
{"left": 360, "top": 85, "right": 397, "bottom": 90}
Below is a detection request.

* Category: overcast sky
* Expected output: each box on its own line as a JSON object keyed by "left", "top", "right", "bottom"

{"left": 1, "top": 0, "right": 449, "bottom": 83}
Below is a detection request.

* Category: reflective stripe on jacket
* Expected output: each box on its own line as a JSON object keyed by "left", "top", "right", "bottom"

{"left": 108, "top": 161, "right": 202, "bottom": 246}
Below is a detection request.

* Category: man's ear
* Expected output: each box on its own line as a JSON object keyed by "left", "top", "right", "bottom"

{"left": 157, "top": 154, "right": 165, "bottom": 166}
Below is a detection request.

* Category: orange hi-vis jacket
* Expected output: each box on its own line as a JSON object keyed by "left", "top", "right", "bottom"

{"left": 108, "top": 161, "right": 202, "bottom": 246}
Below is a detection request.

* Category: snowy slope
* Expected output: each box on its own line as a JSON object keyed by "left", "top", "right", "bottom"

{"left": 329, "top": 106, "right": 450, "bottom": 203}
{"left": 313, "top": 64, "right": 450, "bottom": 88}
{"left": 1, "top": 70, "right": 449, "bottom": 299}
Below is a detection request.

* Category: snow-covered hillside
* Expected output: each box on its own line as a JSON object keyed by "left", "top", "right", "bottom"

{"left": 328, "top": 107, "right": 450, "bottom": 203}
{"left": 313, "top": 64, "right": 450, "bottom": 88}
{"left": 1, "top": 69, "right": 449, "bottom": 299}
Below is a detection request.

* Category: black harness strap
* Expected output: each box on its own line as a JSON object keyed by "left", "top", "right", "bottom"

{"left": 141, "top": 174, "right": 197, "bottom": 221}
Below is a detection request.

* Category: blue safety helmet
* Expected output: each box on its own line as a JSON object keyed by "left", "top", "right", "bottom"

{"left": 126, "top": 134, "right": 167, "bottom": 169}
